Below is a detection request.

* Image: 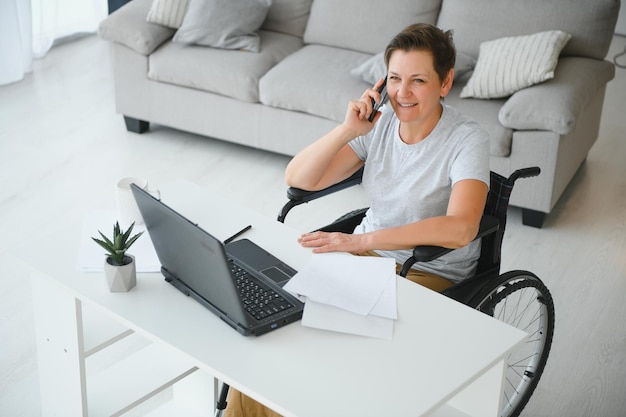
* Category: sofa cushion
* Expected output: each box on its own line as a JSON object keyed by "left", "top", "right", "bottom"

{"left": 146, "top": 0, "right": 189, "bottom": 28}
{"left": 499, "top": 57, "right": 616, "bottom": 135}
{"left": 149, "top": 31, "right": 303, "bottom": 102}
{"left": 446, "top": 83, "right": 512, "bottom": 157}
{"left": 260, "top": 0, "right": 313, "bottom": 38}
{"left": 351, "top": 51, "right": 476, "bottom": 85}
{"left": 260, "top": 45, "right": 371, "bottom": 122}
{"left": 460, "top": 30, "right": 571, "bottom": 99}
{"left": 98, "top": 0, "right": 174, "bottom": 55}
{"left": 172, "top": 0, "right": 271, "bottom": 53}
{"left": 436, "top": 0, "right": 620, "bottom": 60}
{"left": 303, "top": 0, "right": 441, "bottom": 54}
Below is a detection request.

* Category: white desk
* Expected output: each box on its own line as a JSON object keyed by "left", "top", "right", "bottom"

{"left": 17, "top": 180, "right": 527, "bottom": 417}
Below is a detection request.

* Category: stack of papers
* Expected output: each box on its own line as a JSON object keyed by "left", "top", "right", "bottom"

{"left": 284, "top": 252, "right": 397, "bottom": 340}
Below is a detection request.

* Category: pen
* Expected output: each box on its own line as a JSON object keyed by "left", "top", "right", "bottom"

{"left": 224, "top": 225, "right": 252, "bottom": 244}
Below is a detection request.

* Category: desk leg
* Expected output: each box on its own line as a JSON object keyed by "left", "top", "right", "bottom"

{"left": 447, "top": 359, "right": 505, "bottom": 417}
{"left": 31, "top": 273, "right": 87, "bottom": 417}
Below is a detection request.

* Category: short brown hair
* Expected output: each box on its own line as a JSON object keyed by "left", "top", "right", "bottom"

{"left": 384, "top": 23, "right": 456, "bottom": 83}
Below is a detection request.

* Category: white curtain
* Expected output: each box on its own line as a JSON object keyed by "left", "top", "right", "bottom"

{"left": 0, "top": 0, "right": 32, "bottom": 85}
{"left": 0, "top": 0, "right": 107, "bottom": 86}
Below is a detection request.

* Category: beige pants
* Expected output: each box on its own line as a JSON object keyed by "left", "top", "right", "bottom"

{"left": 357, "top": 250, "right": 455, "bottom": 292}
{"left": 224, "top": 252, "right": 453, "bottom": 417}
{"left": 224, "top": 389, "right": 283, "bottom": 417}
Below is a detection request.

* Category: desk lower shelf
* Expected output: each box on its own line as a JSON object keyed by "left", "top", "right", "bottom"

{"left": 87, "top": 341, "right": 197, "bottom": 416}
{"left": 31, "top": 273, "right": 213, "bottom": 417}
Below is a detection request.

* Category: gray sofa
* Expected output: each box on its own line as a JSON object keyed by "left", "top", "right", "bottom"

{"left": 99, "top": 0, "right": 620, "bottom": 228}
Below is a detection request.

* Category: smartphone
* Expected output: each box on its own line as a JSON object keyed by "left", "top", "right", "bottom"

{"left": 368, "top": 76, "right": 388, "bottom": 122}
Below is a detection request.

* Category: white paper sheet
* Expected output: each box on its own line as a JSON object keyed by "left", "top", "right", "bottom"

{"left": 302, "top": 298, "right": 395, "bottom": 340}
{"left": 284, "top": 252, "right": 397, "bottom": 317}
{"left": 368, "top": 272, "right": 397, "bottom": 320}
{"left": 77, "top": 210, "right": 161, "bottom": 272}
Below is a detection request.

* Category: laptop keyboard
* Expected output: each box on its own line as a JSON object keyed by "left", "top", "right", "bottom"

{"left": 229, "top": 259, "right": 294, "bottom": 321}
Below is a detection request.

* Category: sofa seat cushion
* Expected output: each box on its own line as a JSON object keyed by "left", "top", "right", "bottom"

{"left": 499, "top": 57, "right": 616, "bottom": 135}
{"left": 259, "top": 45, "right": 371, "bottom": 122}
{"left": 148, "top": 30, "right": 303, "bottom": 103}
{"left": 446, "top": 81, "right": 512, "bottom": 157}
{"left": 304, "top": 0, "right": 441, "bottom": 54}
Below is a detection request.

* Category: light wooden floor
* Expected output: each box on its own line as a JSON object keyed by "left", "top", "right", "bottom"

{"left": 1, "top": 34, "right": 625, "bottom": 417}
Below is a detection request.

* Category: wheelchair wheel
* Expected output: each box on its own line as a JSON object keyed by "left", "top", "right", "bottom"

{"left": 468, "top": 271, "right": 555, "bottom": 417}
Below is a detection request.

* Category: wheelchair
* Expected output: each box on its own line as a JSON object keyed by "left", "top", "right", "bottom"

{"left": 276, "top": 166, "right": 555, "bottom": 417}
{"left": 215, "top": 167, "right": 554, "bottom": 417}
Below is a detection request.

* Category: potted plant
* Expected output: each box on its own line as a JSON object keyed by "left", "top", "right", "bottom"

{"left": 92, "top": 221, "right": 143, "bottom": 292}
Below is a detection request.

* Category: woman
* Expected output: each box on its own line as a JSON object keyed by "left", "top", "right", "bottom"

{"left": 225, "top": 22, "right": 489, "bottom": 417}
{"left": 287, "top": 22, "right": 489, "bottom": 291}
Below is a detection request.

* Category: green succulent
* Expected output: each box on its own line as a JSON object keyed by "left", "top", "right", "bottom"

{"left": 92, "top": 222, "right": 143, "bottom": 266}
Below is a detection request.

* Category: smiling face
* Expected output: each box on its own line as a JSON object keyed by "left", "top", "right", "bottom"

{"left": 386, "top": 49, "right": 454, "bottom": 141}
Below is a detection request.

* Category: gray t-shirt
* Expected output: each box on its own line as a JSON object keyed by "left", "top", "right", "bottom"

{"left": 349, "top": 103, "right": 490, "bottom": 282}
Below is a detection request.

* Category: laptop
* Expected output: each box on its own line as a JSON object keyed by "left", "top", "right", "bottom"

{"left": 131, "top": 184, "right": 304, "bottom": 336}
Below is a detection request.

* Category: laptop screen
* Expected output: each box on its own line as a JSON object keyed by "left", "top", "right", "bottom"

{"left": 131, "top": 185, "right": 250, "bottom": 327}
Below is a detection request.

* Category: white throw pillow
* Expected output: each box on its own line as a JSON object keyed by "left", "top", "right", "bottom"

{"left": 173, "top": 0, "right": 271, "bottom": 53}
{"left": 351, "top": 51, "right": 476, "bottom": 85}
{"left": 460, "top": 30, "right": 571, "bottom": 99}
{"left": 146, "top": 0, "right": 189, "bottom": 29}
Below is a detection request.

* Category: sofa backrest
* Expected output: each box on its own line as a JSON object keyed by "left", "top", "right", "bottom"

{"left": 303, "top": 0, "right": 443, "bottom": 54}
{"left": 261, "top": 0, "right": 313, "bottom": 38}
{"left": 437, "top": 0, "right": 621, "bottom": 60}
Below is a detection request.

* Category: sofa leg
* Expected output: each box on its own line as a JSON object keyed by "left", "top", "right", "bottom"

{"left": 522, "top": 209, "right": 547, "bottom": 228}
{"left": 123, "top": 116, "right": 149, "bottom": 133}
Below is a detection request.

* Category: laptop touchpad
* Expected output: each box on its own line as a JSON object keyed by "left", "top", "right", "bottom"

{"left": 261, "top": 266, "right": 291, "bottom": 285}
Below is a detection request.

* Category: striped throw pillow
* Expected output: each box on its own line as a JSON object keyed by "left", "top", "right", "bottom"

{"left": 147, "top": 0, "right": 190, "bottom": 29}
{"left": 460, "top": 30, "right": 571, "bottom": 99}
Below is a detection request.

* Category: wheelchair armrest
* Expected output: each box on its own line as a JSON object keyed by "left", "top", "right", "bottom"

{"left": 278, "top": 167, "right": 364, "bottom": 222}
{"left": 407, "top": 215, "right": 499, "bottom": 263}
{"left": 286, "top": 166, "right": 364, "bottom": 203}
